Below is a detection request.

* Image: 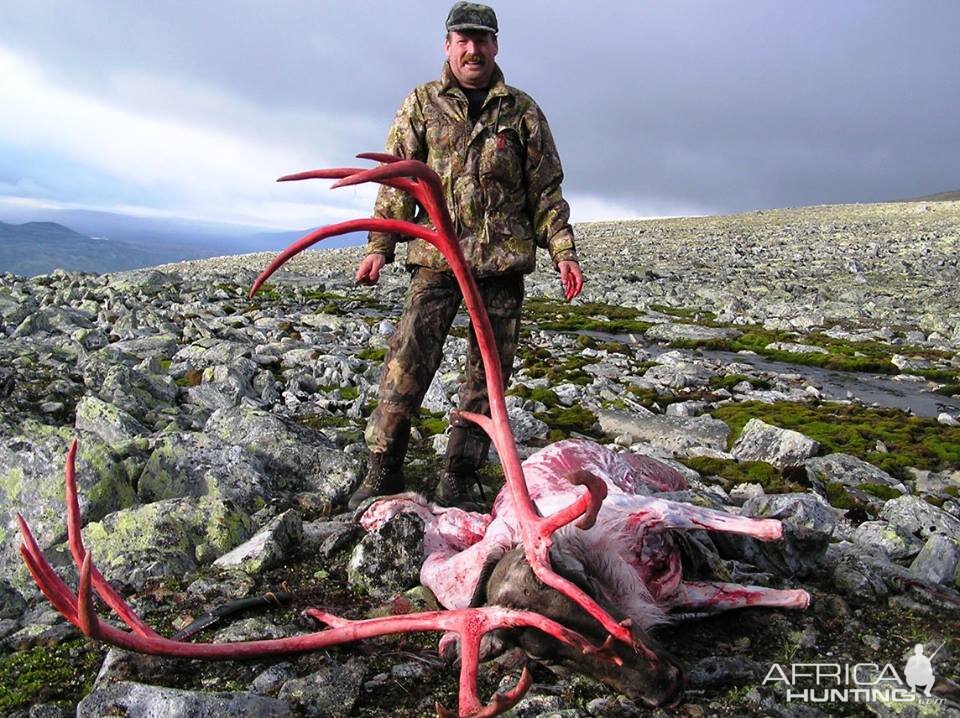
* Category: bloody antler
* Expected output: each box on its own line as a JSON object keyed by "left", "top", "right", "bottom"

{"left": 250, "top": 155, "right": 636, "bottom": 649}
{"left": 18, "top": 440, "right": 620, "bottom": 718}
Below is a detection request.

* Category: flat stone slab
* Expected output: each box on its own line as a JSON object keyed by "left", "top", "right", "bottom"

{"left": 645, "top": 323, "right": 741, "bottom": 343}
{"left": 599, "top": 409, "right": 730, "bottom": 454}
{"left": 77, "top": 681, "right": 293, "bottom": 718}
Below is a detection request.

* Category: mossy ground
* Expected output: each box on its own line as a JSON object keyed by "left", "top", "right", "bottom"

{"left": 0, "top": 640, "right": 105, "bottom": 713}
{"left": 710, "top": 400, "right": 960, "bottom": 480}
{"left": 523, "top": 297, "right": 652, "bottom": 334}
{"left": 681, "top": 456, "right": 805, "bottom": 494}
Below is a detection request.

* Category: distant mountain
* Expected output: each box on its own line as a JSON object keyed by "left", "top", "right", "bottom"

{"left": 0, "top": 221, "right": 219, "bottom": 277}
{"left": 0, "top": 209, "right": 366, "bottom": 277}
{"left": 901, "top": 189, "right": 960, "bottom": 202}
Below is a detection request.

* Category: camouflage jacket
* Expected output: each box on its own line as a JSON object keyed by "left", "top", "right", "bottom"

{"left": 367, "top": 62, "right": 578, "bottom": 277}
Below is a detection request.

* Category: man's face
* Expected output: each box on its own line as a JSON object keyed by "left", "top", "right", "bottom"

{"left": 445, "top": 30, "right": 498, "bottom": 89}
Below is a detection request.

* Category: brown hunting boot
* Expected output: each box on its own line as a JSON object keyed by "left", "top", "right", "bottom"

{"left": 435, "top": 423, "right": 488, "bottom": 508}
{"left": 348, "top": 447, "right": 406, "bottom": 510}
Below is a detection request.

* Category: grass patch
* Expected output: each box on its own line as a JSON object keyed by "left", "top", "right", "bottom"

{"left": 518, "top": 345, "right": 596, "bottom": 385}
{"left": 338, "top": 386, "right": 359, "bottom": 401}
{"left": 412, "top": 409, "right": 448, "bottom": 437}
{"left": 936, "top": 383, "right": 960, "bottom": 397}
{"left": 680, "top": 456, "right": 803, "bottom": 494}
{"left": 296, "top": 412, "right": 350, "bottom": 430}
{"left": 711, "top": 401, "right": 960, "bottom": 479}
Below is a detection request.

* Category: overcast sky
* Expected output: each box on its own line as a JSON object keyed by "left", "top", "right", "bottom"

{"left": 2, "top": 1, "right": 957, "bottom": 230}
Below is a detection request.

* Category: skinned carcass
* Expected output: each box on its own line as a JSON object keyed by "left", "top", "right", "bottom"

{"left": 360, "top": 438, "right": 810, "bottom": 706}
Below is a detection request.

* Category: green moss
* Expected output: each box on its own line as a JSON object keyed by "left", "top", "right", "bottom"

{"left": 297, "top": 412, "right": 350, "bottom": 429}
{"left": 534, "top": 405, "right": 600, "bottom": 439}
{"left": 338, "top": 386, "right": 359, "bottom": 401}
{"left": 681, "top": 456, "right": 802, "bottom": 493}
{"left": 709, "top": 374, "right": 771, "bottom": 391}
{"left": 936, "top": 383, "right": 960, "bottom": 397}
{"left": 523, "top": 297, "right": 652, "bottom": 334}
{"left": 710, "top": 400, "right": 960, "bottom": 480}
{"left": 175, "top": 368, "right": 203, "bottom": 388}
{"left": 945, "top": 486, "right": 959, "bottom": 498}
{"left": 649, "top": 304, "right": 716, "bottom": 322}
{"left": 824, "top": 481, "right": 859, "bottom": 510}
{"left": 626, "top": 384, "right": 680, "bottom": 409}
{"left": 357, "top": 347, "right": 388, "bottom": 362}
{"left": 860, "top": 483, "right": 903, "bottom": 501}
{"left": 518, "top": 344, "right": 596, "bottom": 385}
{"left": 0, "top": 640, "right": 104, "bottom": 712}
{"left": 412, "top": 410, "right": 448, "bottom": 438}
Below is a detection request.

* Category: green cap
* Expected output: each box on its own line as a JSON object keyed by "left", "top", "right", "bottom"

{"left": 446, "top": 2, "right": 498, "bottom": 34}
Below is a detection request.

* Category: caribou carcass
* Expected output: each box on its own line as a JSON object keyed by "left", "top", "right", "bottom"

{"left": 359, "top": 438, "right": 810, "bottom": 706}
{"left": 16, "top": 155, "right": 809, "bottom": 717}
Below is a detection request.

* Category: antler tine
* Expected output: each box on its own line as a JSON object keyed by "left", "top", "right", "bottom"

{"left": 356, "top": 152, "right": 406, "bottom": 164}
{"left": 63, "top": 439, "right": 160, "bottom": 638}
{"left": 249, "top": 217, "right": 436, "bottom": 299}
{"left": 277, "top": 168, "right": 363, "bottom": 182}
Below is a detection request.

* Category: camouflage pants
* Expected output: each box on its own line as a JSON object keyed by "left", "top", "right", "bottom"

{"left": 364, "top": 266, "right": 524, "bottom": 463}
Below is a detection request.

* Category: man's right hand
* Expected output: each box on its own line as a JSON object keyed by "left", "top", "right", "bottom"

{"left": 355, "top": 253, "right": 387, "bottom": 286}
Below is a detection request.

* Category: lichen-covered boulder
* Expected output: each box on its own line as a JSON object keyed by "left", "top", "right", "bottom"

{"left": 81, "top": 496, "right": 252, "bottom": 589}
{"left": 77, "top": 681, "right": 293, "bottom": 718}
{"left": 805, "top": 453, "right": 907, "bottom": 513}
{"left": 213, "top": 509, "right": 303, "bottom": 575}
{"left": 732, "top": 418, "right": 820, "bottom": 469}
{"left": 137, "top": 432, "right": 275, "bottom": 513}
{"left": 909, "top": 535, "right": 960, "bottom": 586}
{"left": 880, "top": 495, "right": 960, "bottom": 539}
{"left": 850, "top": 520, "right": 924, "bottom": 560}
{"left": 348, "top": 512, "right": 424, "bottom": 599}
{"left": 74, "top": 395, "right": 149, "bottom": 445}
{"left": 599, "top": 409, "right": 730, "bottom": 454}
{"left": 204, "top": 406, "right": 360, "bottom": 504}
{"left": 278, "top": 657, "right": 366, "bottom": 718}
{"left": 0, "top": 421, "right": 134, "bottom": 586}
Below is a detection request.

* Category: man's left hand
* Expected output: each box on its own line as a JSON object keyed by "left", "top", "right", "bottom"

{"left": 558, "top": 260, "right": 583, "bottom": 301}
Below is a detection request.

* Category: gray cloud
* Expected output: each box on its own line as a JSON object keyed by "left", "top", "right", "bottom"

{"left": 3, "top": 0, "right": 958, "bottom": 217}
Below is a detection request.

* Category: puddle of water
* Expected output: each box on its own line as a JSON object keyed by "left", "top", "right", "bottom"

{"left": 575, "top": 330, "right": 960, "bottom": 419}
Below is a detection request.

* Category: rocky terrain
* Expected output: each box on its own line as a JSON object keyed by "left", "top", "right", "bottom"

{"left": 1, "top": 199, "right": 959, "bottom": 717}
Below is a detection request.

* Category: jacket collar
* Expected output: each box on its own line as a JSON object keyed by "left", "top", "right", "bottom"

{"left": 440, "top": 61, "right": 509, "bottom": 101}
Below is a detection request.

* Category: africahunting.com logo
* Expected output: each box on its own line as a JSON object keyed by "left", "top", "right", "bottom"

{"left": 763, "top": 641, "right": 947, "bottom": 705}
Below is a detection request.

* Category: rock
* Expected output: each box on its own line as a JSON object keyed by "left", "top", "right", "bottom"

{"left": 645, "top": 322, "right": 741, "bottom": 343}
{"left": 732, "top": 419, "right": 820, "bottom": 469}
{"left": 805, "top": 453, "right": 908, "bottom": 512}
{"left": 252, "top": 662, "right": 296, "bottom": 696}
{"left": 765, "top": 342, "right": 829, "bottom": 354}
{"left": 598, "top": 409, "right": 730, "bottom": 454}
{"left": 713, "top": 493, "right": 833, "bottom": 577}
{"left": 77, "top": 681, "right": 293, "bottom": 718}
{"left": 880, "top": 495, "right": 960, "bottom": 539}
{"left": 81, "top": 496, "right": 252, "bottom": 589}
{"left": 827, "top": 545, "right": 890, "bottom": 603}
{"left": 0, "top": 422, "right": 133, "bottom": 587}
{"left": 938, "top": 412, "right": 960, "bottom": 427}
{"left": 643, "top": 361, "right": 716, "bottom": 389}
{"left": 0, "top": 578, "right": 26, "bottom": 620}
{"left": 348, "top": 511, "right": 425, "bottom": 599}
{"left": 138, "top": 432, "right": 275, "bottom": 513}
{"left": 508, "top": 407, "right": 550, "bottom": 443}
{"left": 687, "top": 655, "right": 764, "bottom": 687}
{"left": 278, "top": 656, "right": 366, "bottom": 718}
{"left": 214, "top": 510, "right": 303, "bottom": 575}
{"left": 302, "top": 520, "right": 359, "bottom": 557}
{"left": 666, "top": 400, "right": 707, "bottom": 417}
{"left": 909, "top": 535, "right": 960, "bottom": 586}
{"left": 74, "top": 395, "right": 149, "bottom": 444}
{"left": 205, "top": 406, "right": 359, "bottom": 504}
{"left": 851, "top": 521, "right": 924, "bottom": 560}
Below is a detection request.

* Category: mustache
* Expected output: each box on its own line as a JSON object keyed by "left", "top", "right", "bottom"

{"left": 462, "top": 54, "right": 485, "bottom": 65}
